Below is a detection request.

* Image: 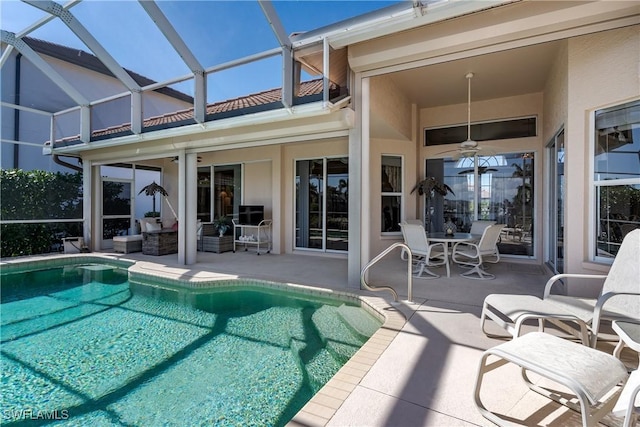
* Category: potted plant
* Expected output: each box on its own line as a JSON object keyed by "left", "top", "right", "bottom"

{"left": 212, "top": 215, "right": 231, "bottom": 237}
{"left": 411, "top": 177, "right": 455, "bottom": 233}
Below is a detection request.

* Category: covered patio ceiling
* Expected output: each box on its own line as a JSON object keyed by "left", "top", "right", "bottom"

{"left": 388, "top": 41, "right": 561, "bottom": 108}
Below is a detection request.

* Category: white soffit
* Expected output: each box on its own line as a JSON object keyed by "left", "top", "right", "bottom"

{"left": 348, "top": 1, "right": 640, "bottom": 74}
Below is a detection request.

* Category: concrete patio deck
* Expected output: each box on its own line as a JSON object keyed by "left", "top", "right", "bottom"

{"left": 105, "top": 250, "right": 636, "bottom": 426}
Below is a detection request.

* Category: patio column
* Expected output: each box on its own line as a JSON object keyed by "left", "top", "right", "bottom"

{"left": 183, "top": 152, "right": 198, "bottom": 265}
{"left": 347, "top": 74, "right": 369, "bottom": 289}
{"left": 82, "top": 159, "right": 92, "bottom": 250}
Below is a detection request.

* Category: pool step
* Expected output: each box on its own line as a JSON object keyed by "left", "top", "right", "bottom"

{"left": 336, "top": 304, "right": 380, "bottom": 342}
{"left": 311, "top": 305, "right": 367, "bottom": 364}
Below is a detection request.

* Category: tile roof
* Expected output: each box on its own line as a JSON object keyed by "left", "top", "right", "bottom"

{"left": 23, "top": 37, "right": 346, "bottom": 146}
{"left": 55, "top": 79, "right": 342, "bottom": 145}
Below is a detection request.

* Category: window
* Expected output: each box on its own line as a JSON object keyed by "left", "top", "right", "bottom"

{"left": 425, "top": 117, "right": 536, "bottom": 146}
{"left": 594, "top": 100, "right": 640, "bottom": 260}
{"left": 426, "top": 152, "right": 535, "bottom": 258}
{"left": 381, "top": 156, "right": 402, "bottom": 233}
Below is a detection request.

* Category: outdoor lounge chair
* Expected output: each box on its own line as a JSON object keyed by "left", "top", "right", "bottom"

{"left": 474, "top": 331, "right": 631, "bottom": 427}
{"left": 400, "top": 222, "right": 449, "bottom": 278}
{"left": 451, "top": 223, "right": 504, "bottom": 279}
{"left": 480, "top": 229, "right": 640, "bottom": 347}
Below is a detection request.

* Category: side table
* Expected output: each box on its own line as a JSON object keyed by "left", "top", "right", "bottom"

{"left": 142, "top": 229, "right": 178, "bottom": 255}
{"left": 613, "top": 320, "right": 640, "bottom": 360}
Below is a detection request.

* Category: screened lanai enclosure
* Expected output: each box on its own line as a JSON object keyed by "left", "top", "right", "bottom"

{"left": 0, "top": 0, "right": 397, "bottom": 256}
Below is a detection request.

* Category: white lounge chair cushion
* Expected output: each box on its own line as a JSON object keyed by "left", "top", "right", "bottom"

{"left": 489, "top": 332, "right": 628, "bottom": 404}
{"left": 546, "top": 294, "right": 634, "bottom": 322}
{"left": 484, "top": 294, "right": 584, "bottom": 319}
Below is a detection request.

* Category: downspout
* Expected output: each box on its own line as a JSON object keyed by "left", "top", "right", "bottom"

{"left": 13, "top": 53, "right": 21, "bottom": 167}
{"left": 53, "top": 154, "right": 83, "bottom": 173}
{"left": 13, "top": 52, "right": 82, "bottom": 173}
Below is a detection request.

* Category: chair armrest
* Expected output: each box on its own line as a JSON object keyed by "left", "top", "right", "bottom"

{"left": 452, "top": 242, "right": 479, "bottom": 259}
{"left": 593, "top": 291, "right": 640, "bottom": 322}
{"left": 543, "top": 273, "right": 607, "bottom": 298}
{"left": 428, "top": 242, "right": 447, "bottom": 252}
{"left": 452, "top": 241, "right": 474, "bottom": 251}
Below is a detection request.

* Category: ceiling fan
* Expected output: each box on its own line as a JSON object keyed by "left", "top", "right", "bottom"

{"left": 437, "top": 73, "right": 496, "bottom": 160}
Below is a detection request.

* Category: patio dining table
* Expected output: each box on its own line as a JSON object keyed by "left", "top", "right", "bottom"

{"left": 427, "top": 232, "right": 478, "bottom": 277}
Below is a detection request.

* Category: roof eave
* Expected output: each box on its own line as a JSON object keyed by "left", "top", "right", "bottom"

{"left": 48, "top": 100, "right": 354, "bottom": 157}
{"left": 292, "top": 0, "right": 518, "bottom": 49}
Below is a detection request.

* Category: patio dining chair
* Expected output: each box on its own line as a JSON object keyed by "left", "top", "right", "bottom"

{"left": 400, "top": 222, "right": 449, "bottom": 278}
{"left": 480, "top": 229, "right": 640, "bottom": 347}
{"left": 468, "top": 220, "right": 496, "bottom": 244}
{"left": 399, "top": 220, "right": 424, "bottom": 260}
{"left": 451, "top": 223, "right": 504, "bottom": 279}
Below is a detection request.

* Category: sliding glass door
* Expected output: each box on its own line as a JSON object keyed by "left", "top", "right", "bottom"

{"left": 426, "top": 152, "right": 535, "bottom": 257}
{"left": 295, "top": 157, "right": 348, "bottom": 252}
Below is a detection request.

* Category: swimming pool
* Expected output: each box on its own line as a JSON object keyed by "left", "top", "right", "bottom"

{"left": 1, "top": 257, "right": 382, "bottom": 426}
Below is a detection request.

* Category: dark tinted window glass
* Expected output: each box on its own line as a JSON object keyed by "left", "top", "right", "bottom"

{"left": 425, "top": 117, "right": 537, "bottom": 146}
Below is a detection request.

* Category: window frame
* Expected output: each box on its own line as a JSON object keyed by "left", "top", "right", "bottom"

{"left": 590, "top": 99, "right": 640, "bottom": 263}
{"left": 294, "top": 155, "right": 349, "bottom": 253}
{"left": 381, "top": 154, "right": 404, "bottom": 236}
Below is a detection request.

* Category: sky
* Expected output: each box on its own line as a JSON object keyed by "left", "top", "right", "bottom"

{"left": 1, "top": 0, "right": 402, "bottom": 101}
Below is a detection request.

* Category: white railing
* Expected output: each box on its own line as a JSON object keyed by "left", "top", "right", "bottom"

{"left": 360, "top": 242, "right": 415, "bottom": 303}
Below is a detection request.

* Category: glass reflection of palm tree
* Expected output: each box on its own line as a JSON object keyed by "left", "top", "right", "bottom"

{"left": 512, "top": 155, "right": 534, "bottom": 234}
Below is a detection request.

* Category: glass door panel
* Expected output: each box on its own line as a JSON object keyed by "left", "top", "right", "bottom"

{"left": 295, "top": 157, "right": 348, "bottom": 251}
{"left": 296, "top": 159, "right": 323, "bottom": 250}
{"left": 102, "top": 179, "right": 132, "bottom": 245}
{"left": 213, "top": 165, "right": 241, "bottom": 223}
{"left": 197, "top": 166, "right": 211, "bottom": 222}
{"left": 426, "top": 152, "right": 534, "bottom": 257}
{"left": 326, "top": 158, "right": 348, "bottom": 251}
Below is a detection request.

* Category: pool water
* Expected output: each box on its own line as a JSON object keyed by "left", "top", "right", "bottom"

{"left": 1, "top": 263, "right": 381, "bottom": 426}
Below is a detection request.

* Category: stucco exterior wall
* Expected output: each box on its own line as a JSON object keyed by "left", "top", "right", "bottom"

{"left": 564, "top": 25, "right": 640, "bottom": 296}
{"left": 369, "top": 74, "right": 412, "bottom": 140}
{"left": 542, "top": 41, "right": 568, "bottom": 142}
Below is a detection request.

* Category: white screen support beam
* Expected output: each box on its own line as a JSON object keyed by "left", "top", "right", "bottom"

{"left": 2, "top": 30, "right": 91, "bottom": 143}
{"left": 258, "top": 0, "right": 293, "bottom": 109}
{"left": 139, "top": 0, "right": 206, "bottom": 124}
{"left": 23, "top": 0, "right": 143, "bottom": 135}
{"left": 1, "top": 31, "right": 88, "bottom": 106}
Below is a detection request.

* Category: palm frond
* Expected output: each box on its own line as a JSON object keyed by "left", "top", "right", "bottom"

{"left": 410, "top": 177, "right": 455, "bottom": 197}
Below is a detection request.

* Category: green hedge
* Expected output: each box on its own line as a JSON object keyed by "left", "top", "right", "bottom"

{"left": 1, "top": 169, "right": 83, "bottom": 257}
